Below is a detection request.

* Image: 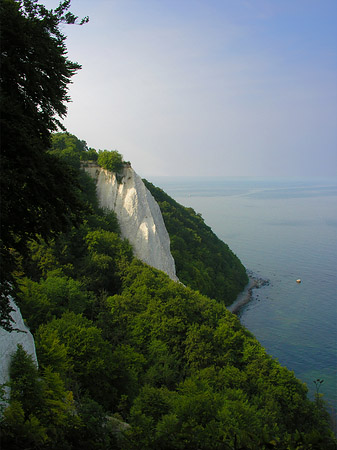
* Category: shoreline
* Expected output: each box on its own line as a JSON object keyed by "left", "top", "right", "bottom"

{"left": 228, "top": 274, "right": 269, "bottom": 315}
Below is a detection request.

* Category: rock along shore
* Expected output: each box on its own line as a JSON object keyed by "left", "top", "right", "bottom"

{"left": 228, "top": 272, "right": 269, "bottom": 315}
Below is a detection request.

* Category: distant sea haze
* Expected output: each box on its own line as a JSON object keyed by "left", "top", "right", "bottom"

{"left": 151, "top": 176, "right": 337, "bottom": 414}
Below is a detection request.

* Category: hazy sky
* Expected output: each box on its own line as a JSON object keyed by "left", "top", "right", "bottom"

{"left": 44, "top": 0, "right": 337, "bottom": 177}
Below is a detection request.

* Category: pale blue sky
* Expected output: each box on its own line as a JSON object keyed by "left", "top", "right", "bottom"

{"left": 44, "top": 0, "right": 337, "bottom": 177}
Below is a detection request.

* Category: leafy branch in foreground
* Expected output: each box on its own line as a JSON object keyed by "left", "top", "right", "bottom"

{"left": 0, "top": 0, "right": 88, "bottom": 329}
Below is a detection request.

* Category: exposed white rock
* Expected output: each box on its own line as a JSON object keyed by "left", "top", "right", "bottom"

{"left": 0, "top": 298, "right": 38, "bottom": 398}
{"left": 84, "top": 164, "right": 178, "bottom": 281}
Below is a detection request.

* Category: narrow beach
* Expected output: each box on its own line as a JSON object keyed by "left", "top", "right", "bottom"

{"left": 228, "top": 274, "right": 269, "bottom": 315}
{"left": 227, "top": 277, "right": 257, "bottom": 314}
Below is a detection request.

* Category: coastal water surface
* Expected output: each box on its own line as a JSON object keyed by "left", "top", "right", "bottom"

{"left": 149, "top": 176, "right": 337, "bottom": 412}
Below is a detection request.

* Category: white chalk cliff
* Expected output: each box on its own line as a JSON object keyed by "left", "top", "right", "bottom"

{"left": 0, "top": 298, "right": 38, "bottom": 398}
{"left": 84, "top": 163, "right": 178, "bottom": 282}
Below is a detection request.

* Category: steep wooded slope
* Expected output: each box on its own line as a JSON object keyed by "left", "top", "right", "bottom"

{"left": 144, "top": 180, "right": 248, "bottom": 305}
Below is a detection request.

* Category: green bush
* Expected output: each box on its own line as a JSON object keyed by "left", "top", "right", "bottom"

{"left": 97, "top": 150, "right": 124, "bottom": 173}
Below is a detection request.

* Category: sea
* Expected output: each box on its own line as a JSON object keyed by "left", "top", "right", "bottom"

{"left": 149, "top": 176, "right": 337, "bottom": 415}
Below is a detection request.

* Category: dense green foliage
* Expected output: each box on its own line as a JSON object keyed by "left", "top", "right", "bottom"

{"left": 143, "top": 180, "right": 248, "bottom": 305}
{"left": 97, "top": 150, "right": 124, "bottom": 173}
{"left": 50, "top": 133, "right": 126, "bottom": 176}
{"left": 1, "top": 139, "right": 335, "bottom": 448}
{"left": 50, "top": 132, "right": 97, "bottom": 167}
{"left": 0, "top": 0, "right": 88, "bottom": 329}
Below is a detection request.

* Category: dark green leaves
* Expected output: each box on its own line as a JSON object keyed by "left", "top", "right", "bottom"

{"left": 0, "top": 1, "right": 88, "bottom": 327}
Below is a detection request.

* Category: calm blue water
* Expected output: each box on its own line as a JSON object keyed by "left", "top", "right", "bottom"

{"left": 150, "top": 176, "right": 337, "bottom": 412}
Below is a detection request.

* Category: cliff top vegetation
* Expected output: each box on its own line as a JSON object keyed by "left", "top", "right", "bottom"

{"left": 51, "top": 132, "right": 128, "bottom": 173}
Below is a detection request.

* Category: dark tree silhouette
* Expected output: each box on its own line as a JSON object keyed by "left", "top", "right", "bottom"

{"left": 0, "top": 0, "right": 88, "bottom": 329}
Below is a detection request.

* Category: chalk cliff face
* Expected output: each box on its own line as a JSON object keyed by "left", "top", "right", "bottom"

{"left": 84, "top": 164, "right": 178, "bottom": 281}
{"left": 0, "top": 298, "right": 38, "bottom": 397}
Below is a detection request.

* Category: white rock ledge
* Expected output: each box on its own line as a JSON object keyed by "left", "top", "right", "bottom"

{"left": 84, "top": 164, "right": 178, "bottom": 282}
{"left": 0, "top": 298, "right": 38, "bottom": 398}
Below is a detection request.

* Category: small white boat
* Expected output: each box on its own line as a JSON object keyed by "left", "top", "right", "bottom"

{"left": 296, "top": 279, "right": 301, "bottom": 284}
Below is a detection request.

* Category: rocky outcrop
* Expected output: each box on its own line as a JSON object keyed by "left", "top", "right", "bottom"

{"left": 0, "top": 298, "right": 38, "bottom": 398}
{"left": 83, "top": 163, "right": 178, "bottom": 281}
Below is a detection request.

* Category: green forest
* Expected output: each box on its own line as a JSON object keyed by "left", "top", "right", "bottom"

{"left": 143, "top": 180, "right": 248, "bottom": 305}
{"left": 0, "top": 1, "right": 336, "bottom": 449}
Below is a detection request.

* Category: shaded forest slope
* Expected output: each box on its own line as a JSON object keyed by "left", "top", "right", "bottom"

{"left": 143, "top": 180, "right": 248, "bottom": 305}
